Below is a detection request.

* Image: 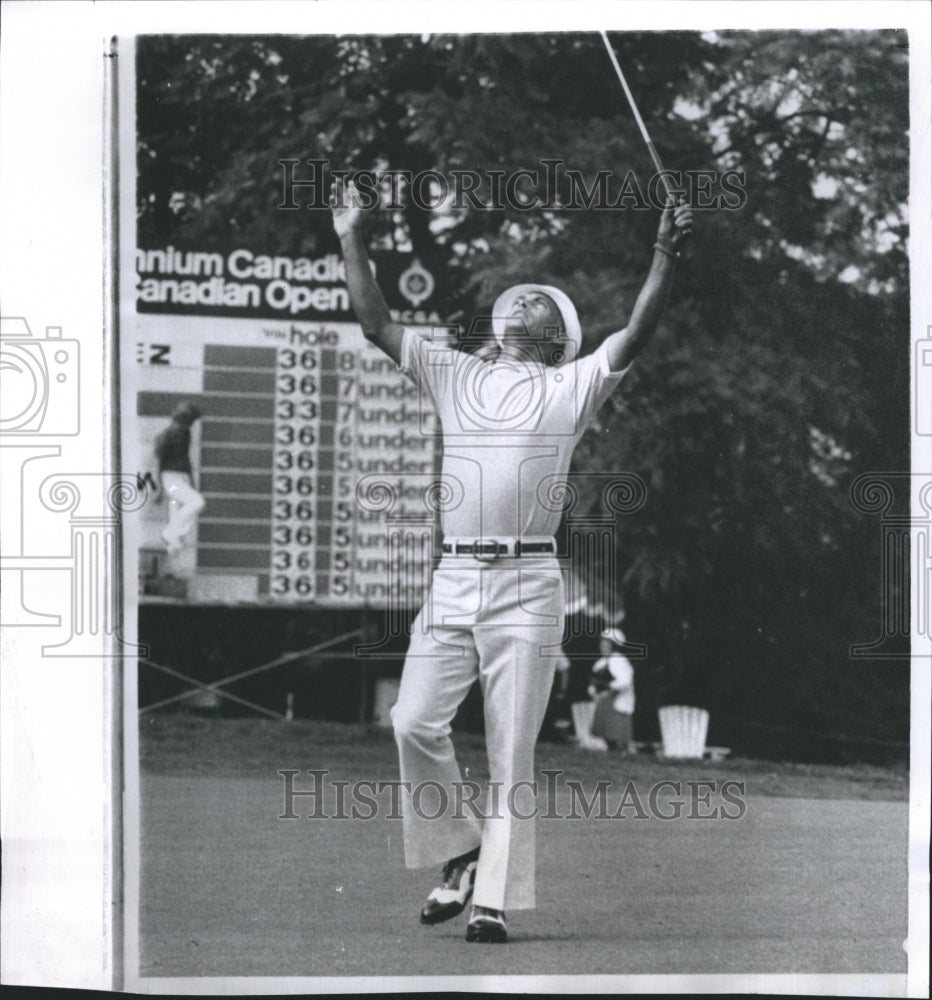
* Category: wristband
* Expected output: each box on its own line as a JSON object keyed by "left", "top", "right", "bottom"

{"left": 653, "top": 242, "right": 679, "bottom": 260}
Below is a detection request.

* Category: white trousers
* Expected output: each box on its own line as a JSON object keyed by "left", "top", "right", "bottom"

{"left": 162, "top": 471, "right": 205, "bottom": 543}
{"left": 391, "top": 556, "right": 564, "bottom": 911}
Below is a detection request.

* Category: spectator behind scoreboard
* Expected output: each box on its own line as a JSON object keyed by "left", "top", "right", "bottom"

{"left": 154, "top": 401, "right": 205, "bottom": 556}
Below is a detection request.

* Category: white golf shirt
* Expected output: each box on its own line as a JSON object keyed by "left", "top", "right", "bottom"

{"left": 399, "top": 327, "right": 630, "bottom": 538}
{"left": 593, "top": 652, "right": 636, "bottom": 714}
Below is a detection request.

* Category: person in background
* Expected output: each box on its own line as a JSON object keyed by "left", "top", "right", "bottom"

{"left": 154, "top": 401, "right": 205, "bottom": 555}
{"left": 589, "top": 626, "right": 636, "bottom": 752}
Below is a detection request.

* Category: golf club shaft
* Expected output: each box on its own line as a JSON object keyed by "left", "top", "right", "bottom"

{"left": 599, "top": 31, "right": 678, "bottom": 202}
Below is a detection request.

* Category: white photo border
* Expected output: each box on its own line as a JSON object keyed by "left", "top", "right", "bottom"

{"left": 0, "top": 2, "right": 928, "bottom": 996}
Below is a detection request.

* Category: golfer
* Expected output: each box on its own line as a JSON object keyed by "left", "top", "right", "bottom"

{"left": 154, "top": 401, "right": 205, "bottom": 555}
{"left": 331, "top": 176, "right": 692, "bottom": 942}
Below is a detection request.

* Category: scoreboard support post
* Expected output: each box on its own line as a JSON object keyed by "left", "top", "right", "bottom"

{"left": 358, "top": 656, "right": 370, "bottom": 726}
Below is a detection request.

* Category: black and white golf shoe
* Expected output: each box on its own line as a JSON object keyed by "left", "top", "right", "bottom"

{"left": 465, "top": 904, "right": 507, "bottom": 943}
{"left": 419, "top": 846, "right": 480, "bottom": 925}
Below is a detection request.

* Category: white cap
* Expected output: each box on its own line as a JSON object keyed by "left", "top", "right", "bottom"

{"left": 600, "top": 626, "right": 627, "bottom": 646}
{"left": 491, "top": 284, "right": 582, "bottom": 363}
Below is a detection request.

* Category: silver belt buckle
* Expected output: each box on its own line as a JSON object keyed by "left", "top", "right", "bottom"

{"left": 472, "top": 538, "right": 503, "bottom": 562}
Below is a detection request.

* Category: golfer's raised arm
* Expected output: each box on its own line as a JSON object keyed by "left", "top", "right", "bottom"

{"left": 331, "top": 177, "right": 405, "bottom": 365}
{"left": 604, "top": 197, "right": 693, "bottom": 372}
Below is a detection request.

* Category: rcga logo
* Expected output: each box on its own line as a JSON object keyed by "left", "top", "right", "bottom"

{"left": 398, "top": 260, "right": 434, "bottom": 308}
{"left": 0, "top": 317, "right": 80, "bottom": 435}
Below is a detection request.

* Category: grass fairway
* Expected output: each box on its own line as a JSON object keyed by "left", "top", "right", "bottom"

{"left": 136, "top": 717, "right": 908, "bottom": 981}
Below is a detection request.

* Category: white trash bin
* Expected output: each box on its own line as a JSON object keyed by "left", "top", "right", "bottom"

{"left": 658, "top": 705, "right": 709, "bottom": 759}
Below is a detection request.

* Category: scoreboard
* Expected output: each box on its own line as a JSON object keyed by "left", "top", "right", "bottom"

{"left": 133, "top": 312, "right": 441, "bottom": 606}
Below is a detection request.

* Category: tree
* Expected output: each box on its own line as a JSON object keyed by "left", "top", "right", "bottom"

{"left": 135, "top": 30, "right": 910, "bottom": 760}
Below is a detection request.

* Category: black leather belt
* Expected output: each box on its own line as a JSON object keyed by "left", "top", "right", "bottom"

{"left": 441, "top": 539, "right": 557, "bottom": 559}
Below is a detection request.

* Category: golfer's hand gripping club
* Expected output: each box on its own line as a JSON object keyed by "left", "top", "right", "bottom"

{"left": 656, "top": 195, "right": 694, "bottom": 254}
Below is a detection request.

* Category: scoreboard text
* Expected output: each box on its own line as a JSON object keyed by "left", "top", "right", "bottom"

{"left": 134, "top": 314, "right": 440, "bottom": 606}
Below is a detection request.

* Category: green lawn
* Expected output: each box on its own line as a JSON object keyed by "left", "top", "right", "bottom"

{"left": 133, "top": 716, "right": 909, "bottom": 983}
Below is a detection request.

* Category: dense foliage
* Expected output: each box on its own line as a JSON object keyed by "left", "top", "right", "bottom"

{"left": 136, "top": 31, "right": 910, "bottom": 761}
